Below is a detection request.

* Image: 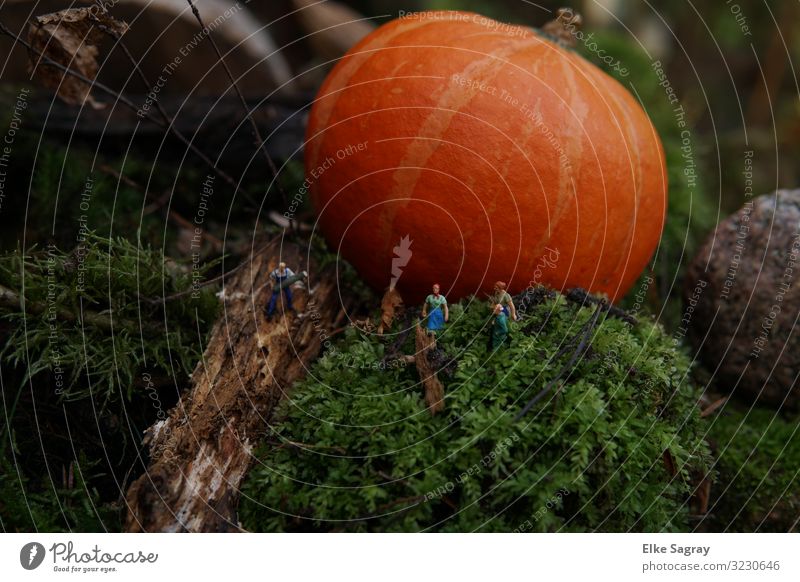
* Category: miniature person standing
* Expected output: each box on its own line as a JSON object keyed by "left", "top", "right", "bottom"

{"left": 422, "top": 283, "right": 448, "bottom": 335}
{"left": 490, "top": 303, "right": 510, "bottom": 349}
{"left": 267, "top": 261, "right": 296, "bottom": 318}
{"left": 490, "top": 281, "right": 517, "bottom": 321}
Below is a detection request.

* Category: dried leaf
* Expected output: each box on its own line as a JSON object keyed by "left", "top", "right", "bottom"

{"left": 26, "top": 7, "right": 128, "bottom": 109}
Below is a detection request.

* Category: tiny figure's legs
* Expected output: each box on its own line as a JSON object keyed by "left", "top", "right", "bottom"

{"left": 266, "top": 291, "right": 279, "bottom": 318}
{"left": 266, "top": 288, "right": 295, "bottom": 320}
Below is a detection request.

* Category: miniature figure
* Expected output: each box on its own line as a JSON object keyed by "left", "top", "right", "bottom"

{"left": 267, "top": 262, "right": 306, "bottom": 318}
{"left": 421, "top": 283, "right": 448, "bottom": 335}
{"left": 490, "top": 303, "right": 510, "bottom": 350}
{"left": 490, "top": 281, "right": 517, "bottom": 321}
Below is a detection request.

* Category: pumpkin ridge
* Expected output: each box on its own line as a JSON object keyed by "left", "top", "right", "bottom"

{"left": 306, "top": 17, "right": 441, "bottom": 172}
{"left": 387, "top": 40, "right": 540, "bottom": 216}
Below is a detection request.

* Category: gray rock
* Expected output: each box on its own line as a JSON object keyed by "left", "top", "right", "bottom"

{"left": 684, "top": 190, "right": 800, "bottom": 410}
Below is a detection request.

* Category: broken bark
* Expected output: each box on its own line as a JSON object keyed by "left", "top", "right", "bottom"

{"left": 124, "top": 238, "right": 361, "bottom": 532}
{"left": 377, "top": 287, "right": 403, "bottom": 335}
{"left": 414, "top": 324, "right": 445, "bottom": 415}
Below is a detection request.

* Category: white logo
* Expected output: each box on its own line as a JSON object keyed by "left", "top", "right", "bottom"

{"left": 20, "top": 542, "right": 46, "bottom": 570}
{"left": 390, "top": 235, "right": 413, "bottom": 289}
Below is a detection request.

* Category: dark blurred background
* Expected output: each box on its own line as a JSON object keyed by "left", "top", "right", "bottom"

{"left": 2, "top": 0, "right": 797, "bottom": 210}
{"left": 1, "top": 0, "right": 798, "bottom": 533}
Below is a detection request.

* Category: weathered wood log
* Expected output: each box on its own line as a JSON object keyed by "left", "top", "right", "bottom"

{"left": 16, "top": 92, "right": 310, "bottom": 163}
{"left": 124, "top": 237, "right": 361, "bottom": 532}
{"left": 414, "top": 324, "right": 445, "bottom": 415}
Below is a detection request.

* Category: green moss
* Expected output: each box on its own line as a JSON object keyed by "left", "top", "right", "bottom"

{"left": 0, "top": 451, "right": 118, "bottom": 533}
{"left": 240, "top": 293, "right": 710, "bottom": 532}
{"left": 0, "top": 234, "right": 221, "bottom": 532}
{"left": 0, "top": 234, "right": 219, "bottom": 407}
{"left": 702, "top": 406, "right": 799, "bottom": 532}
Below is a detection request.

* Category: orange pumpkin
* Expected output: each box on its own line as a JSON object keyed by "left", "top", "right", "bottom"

{"left": 306, "top": 11, "right": 666, "bottom": 303}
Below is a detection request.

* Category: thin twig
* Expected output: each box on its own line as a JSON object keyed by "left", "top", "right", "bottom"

{"left": 185, "top": 0, "right": 290, "bottom": 217}
{"left": 263, "top": 439, "right": 346, "bottom": 455}
{"left": 0, "top": 283, "right": 161, "bottom": 334}
{"left": 565, "top": 288, "right": 637, "bottom": 325}
{"left": 700, "top": 396, "right": 728, "bottom": 418}
{"left": 141, "top": 234, "right": 281, "bottom": 304}
{"left": 515, "top": 304, "right": 603, "bottom": 421}
{"left": 93, "top": 23, "right": 247, "bottom": 195}
{"left": 375, "top": 495, "right": 426, "bottom": 513}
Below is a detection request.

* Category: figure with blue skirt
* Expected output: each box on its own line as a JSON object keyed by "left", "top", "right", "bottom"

{"left": 422, "top": 283, "right": 448, "bottom": 335}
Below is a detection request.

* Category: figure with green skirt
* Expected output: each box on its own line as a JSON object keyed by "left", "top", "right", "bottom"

{"left": 490, "top": 303, "right": 510, "bottom": 350}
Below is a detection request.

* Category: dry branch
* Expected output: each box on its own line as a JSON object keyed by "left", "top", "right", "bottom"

{"left": 414, "top": 324, "right": 445, "bottom": 415}
{"left": 124, "top": 238, "right": 364, "bottom": 532}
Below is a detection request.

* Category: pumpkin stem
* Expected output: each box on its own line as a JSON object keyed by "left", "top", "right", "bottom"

{"left": 541, "top": 7, "right": 583, "bottom": 48}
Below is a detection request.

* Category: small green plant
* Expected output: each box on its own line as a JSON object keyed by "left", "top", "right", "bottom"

{"left": 0, "top": 450, "right": 117, "bottom": 532}
{"left": 702, "top": 406, "right": 800, "bottom": 532}
{"left": 240, "top": 293, "right": 711, "bottom": 532}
